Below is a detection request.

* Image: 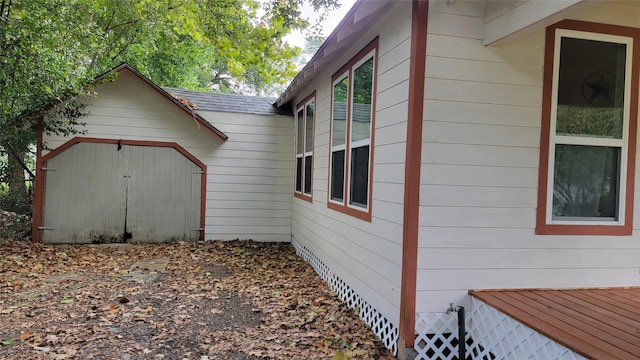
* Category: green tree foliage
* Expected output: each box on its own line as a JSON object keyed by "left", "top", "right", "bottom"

{"left": 0, "top": 0, "right": 339, "bottom": 213}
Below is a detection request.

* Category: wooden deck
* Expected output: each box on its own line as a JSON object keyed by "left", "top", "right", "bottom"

{"left": 470, "top": 288, "right": 640, "bottom": 360}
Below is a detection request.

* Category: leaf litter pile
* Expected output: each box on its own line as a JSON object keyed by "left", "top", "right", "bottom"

{"left": 0, "top": 240, "right": 394, "bottom": 359}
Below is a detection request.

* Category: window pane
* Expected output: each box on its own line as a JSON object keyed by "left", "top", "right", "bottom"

{"left": 304, "top": 155, "right": 312, "bottom": 194}
{"left": 351, "top": 58, "right": 374, "bottom": 143}
{"left": 350, "top": 145, "right": 369, "bottom": 207}
{"left": 553, "top": 144, "right": 619, "bottom": 219}
{"left": 296, "top": 109, "right": 304, "bottom": 154}
{"left": 331, "top": 150, "right": 345, "bottom": 201}
{"left": 305, "top": 101, "right": 314, "bottom": 153}
{"left": 332, "top": 78, "right": 348, "bottom": 146}
{"left": 556, "top": 37, "right": 626, "bottom": 139}
{"left": 295, "top": 157, "right": 302, "bottom": 192}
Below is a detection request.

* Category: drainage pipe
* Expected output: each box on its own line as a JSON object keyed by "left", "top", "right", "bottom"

{"left": 457, "top": 306, "right": 465, "bottom": 360}
{"left": 447, "top": 303, "right": 466, "bottom": 360}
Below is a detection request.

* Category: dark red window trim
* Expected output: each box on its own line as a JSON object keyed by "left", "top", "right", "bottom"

{"left": 536, "top": 20, "right": 639, "bottom": 236}
{"left": 327, "top": 38, "right": 378, "bottom": 222}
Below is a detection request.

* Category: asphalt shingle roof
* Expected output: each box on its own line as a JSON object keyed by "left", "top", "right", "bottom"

{"left": 164, "top": 87, "right": 292, "bottom": 116}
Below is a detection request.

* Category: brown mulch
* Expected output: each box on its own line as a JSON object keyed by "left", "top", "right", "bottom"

{"left": 0, "top": 239, "right": 395, "bottom": 360}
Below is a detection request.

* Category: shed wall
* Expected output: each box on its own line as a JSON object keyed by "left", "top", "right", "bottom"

{"left": 418, "top": 0, "right": 640, "bottom": 313}
{"left": 42, "top": 71, "right": 293, "bottom": 242}
{"left": 290, "top": 1, "right": 412, "bottom": 329}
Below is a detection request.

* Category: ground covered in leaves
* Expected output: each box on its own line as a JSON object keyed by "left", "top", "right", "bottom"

{"left": 0, "top": 240, "right": 394, "bottom": 359}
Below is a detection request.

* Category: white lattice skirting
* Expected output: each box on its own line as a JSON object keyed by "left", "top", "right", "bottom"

{"left": 469, "top": 298, "right": 588, "bottom": 360}
{"left": 415, "top": 311, "right": 472, "bottom": 360}
{"left": 414, "top": 299, "right": 588, "bottom": 360}
{"left": 291, "top": 238, "right": 398, "bottom": 355}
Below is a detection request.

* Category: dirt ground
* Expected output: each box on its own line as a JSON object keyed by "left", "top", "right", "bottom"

{"left": 0, "top": 240, "right": 395, "bottom": 360}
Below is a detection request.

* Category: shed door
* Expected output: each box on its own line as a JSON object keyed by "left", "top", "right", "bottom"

{"left": 42, "top": 142, "right": 202, "bottom": 244}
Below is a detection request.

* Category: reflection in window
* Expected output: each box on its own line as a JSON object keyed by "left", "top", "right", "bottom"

{"left": 329, "top": 46, "right": 376, "bottom": 216}
{"left": 295, "top": 97, "right": 315, "bottom": 199}
{"left": 295, "top": 109, "right": 304, "bottom": 193}
{"left": 555, "top": 38, "right": 626, "bottom": 139}
{"left": 350, "top": 145, "right": 369, "bottom": 207}
{"left": 331, "top": 77, "right": 348, "bottom": 201}
{"left": 553, "top": 145, "right": 619, "bottom": 219}
{"left": 331, "top": 150, "right": 345, "bottom": 201}
{"left": 548, "top": 31, "right": 630, "bottom": 223}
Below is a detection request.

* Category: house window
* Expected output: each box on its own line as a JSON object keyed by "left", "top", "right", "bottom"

{"left": 295, "top": 94, "right": 315, "bottom": 201}
{"left": 328, "top": 39, "right": 377, "bottom": 221}
{"left": 537, "top": 22, "right": 639, "bottom": 235}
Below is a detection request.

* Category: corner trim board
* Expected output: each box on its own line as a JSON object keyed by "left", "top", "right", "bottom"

{"left": 399, "top": 0, "right": 429, "bottom": 349}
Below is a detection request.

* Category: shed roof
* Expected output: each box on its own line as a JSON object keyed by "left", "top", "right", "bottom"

{"left": 471, "top": 288, "right": 640, "bottom": 360}
{"left": 164, "top": 87, "right": 292, "bottom": 116}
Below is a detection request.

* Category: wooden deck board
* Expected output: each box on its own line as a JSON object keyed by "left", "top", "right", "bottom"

{"left": 471, "top": 288, "right": 640, "bottom": 360}
{"left": 523, "top": 291, "right": 640, "bottom": 351}
{"left": 546, "top": 291, "right": 640, "bottom": 336}
{"left": 471, "top": 291, "right": 618, "bottom": 359}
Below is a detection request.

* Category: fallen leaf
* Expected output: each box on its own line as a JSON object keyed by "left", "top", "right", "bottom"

{"left": 332, "top": 351, "right": 348, "bottom": 360}
{"left": 344, "top": 349, "right": 369, "bottom": 357}
{"left": 1, "top": 339, "right": 16, "bottom": 346}
{"left": 0, "top": 240, "right": 394, "bottom": 359}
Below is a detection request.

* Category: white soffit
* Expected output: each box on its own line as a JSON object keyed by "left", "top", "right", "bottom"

{"left": 483, "top": 0, "right": 593, "bottom": 46}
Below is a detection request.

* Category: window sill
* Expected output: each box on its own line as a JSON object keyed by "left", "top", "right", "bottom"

{"left": 294, "top": 192, "right": 313, "bottom": 203}
{"left": 327, "top": 201, "right": 371, "bottom": 222}
{"left": 535, "top": 223, "right": 632, "bottom": 236}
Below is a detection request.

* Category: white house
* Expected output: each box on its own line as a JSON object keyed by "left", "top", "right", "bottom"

{"left": 34, "top": 0, "right": 640, "bottom": 359}
{"left": 276, "top": 0, "right": 640, "bottom": 359}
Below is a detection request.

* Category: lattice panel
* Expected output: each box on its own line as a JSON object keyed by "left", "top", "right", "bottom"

{"left": 469, "top": 298, "right": 588, "bottom": 360}
{"left": 292, "top": 238, "right": 398, "bottom": 355}
{"left": 414, "top": 312, "right": 472, "bottom": 360}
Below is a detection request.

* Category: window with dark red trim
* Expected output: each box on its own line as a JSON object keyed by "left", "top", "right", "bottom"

{"left": 295, "top": 94, "right": 315, "bottom": 202}
{"left": 328, "top": 39, "right": 377, "bottom": 221}
{"left": 536, "top": 21, "right": 639, "bottom": 235}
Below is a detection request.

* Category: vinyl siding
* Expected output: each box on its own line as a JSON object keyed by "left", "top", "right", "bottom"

{"left": 418, "top": 0, "right": 640, "bottom": 313}
{"left": 43, "top": 71, "right": 293, "bottom": 242}
{"left": 289, "top": 2, "right": 412, "bottom": 328}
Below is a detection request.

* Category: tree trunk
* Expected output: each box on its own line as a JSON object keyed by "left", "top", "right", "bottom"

{"left": 5, "top": 146, "right": 30, "bottom": 214}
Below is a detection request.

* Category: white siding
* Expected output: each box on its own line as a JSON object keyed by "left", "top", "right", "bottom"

{"left": 43, "top": 71, "right": 293, "bottom": 242}
{"left": 418, "top": 0, "right": 640, "bottom": 313}
{"left": 289, "top": 2, "right": 412, "bottom": 328}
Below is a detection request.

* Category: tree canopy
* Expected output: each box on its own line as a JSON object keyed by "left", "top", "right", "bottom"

{"left": 0, "top": 0, "right": 338, "bottom": 212}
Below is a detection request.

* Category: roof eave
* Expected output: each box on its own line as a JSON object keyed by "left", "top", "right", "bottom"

{"left": 276, "top": 0, "right": 393, "bottom": 107}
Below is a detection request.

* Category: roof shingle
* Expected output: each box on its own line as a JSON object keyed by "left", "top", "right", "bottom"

{"left": 164, "top": 88, "right": 292, "bottom": 116}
